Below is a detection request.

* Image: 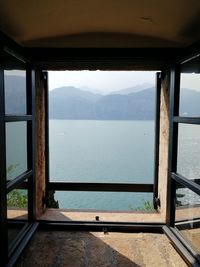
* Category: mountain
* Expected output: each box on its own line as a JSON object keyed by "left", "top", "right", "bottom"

{"left": 49, "top": 86, "right": 101, "bottom": 119}
{"left": 49, "top": 86, "right": 155, "bottom": 120}
{"left": 50, "top": 86, "right": 101, "bottom": 102}
{"left": 49, "top": 86, "right": 200, "bottom": 120}
{"left": 94, "top": 88, "right": 155, "bottom": 120}
{"left": 4, "top": 75, "right": 200, "bottom": 119}
{"left": 110, "top": 83, "right": 153, "bottom": 95}
{"left": 79, "top": 86, "right": 102, "bottom": 94}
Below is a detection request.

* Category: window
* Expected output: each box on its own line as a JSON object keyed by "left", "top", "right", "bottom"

{"left": 47, "top": 71, "right": 158, "bottom": 212}
{"left": 167, "top": 55, "right": 200, "bottom": 262}
{"left": 0, "top": 52, "right": 35, "bottom": 264}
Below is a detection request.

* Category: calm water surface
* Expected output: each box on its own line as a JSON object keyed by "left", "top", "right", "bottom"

{"left": 6, "top": 121, "right": 200, "bottom": 210}
{"left": 49, "top": 120, "right": 154, "bottom": 210}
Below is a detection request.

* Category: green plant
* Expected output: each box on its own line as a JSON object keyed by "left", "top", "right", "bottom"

{"left": 136, "top": 200, "right": 154, "bottom": 211}
{"left": 7, "top": 190, "right": 27, "bottom": 208}
{"left": 7, "top": 164, "right": 28, "bottom": 209}
{"left": 47, "top": 190, "right": 59, "bottom": 208}
{"left": 129, "top": 199, "right": 154, "bottom": 211}
{"left": 7, "top": 163, "right": 19, "bottom": 178}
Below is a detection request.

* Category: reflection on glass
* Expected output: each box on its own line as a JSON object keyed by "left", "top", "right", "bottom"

{"left": 7, "top": 187, "right": 28, "bottom": 248}
{"left": 7, "top": 221, "right": 27, "bottom": 249}
{"left": 48, "top": 191, "right": 154, "bottom": 212}
{"left": 175, "top": 182, "right": 200, "bottom": 254}
{"left": 177, "top": 124, "right": 200, "bottom": 181}
{"left": 176, "top": 184, "right": 200, "bottom": 221}
{"left": 4, "top": 70, "right": 26, "bottom": 114}
{"left": 6, "top": 122, "right": 27, "bottom": 180}
{"left": 7, "top": 188, "right": 28, "bottom": 219}
{"left": 179, "top": 73, "right": 200, "bottom": 117}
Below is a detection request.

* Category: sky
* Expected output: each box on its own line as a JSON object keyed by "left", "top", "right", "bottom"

{"left": 48, "top": 71, "right": 200, "bottom": 93}
{"left": 48, "top": 71, "right": 156, "bottom": 94}
{"left": 5, "top": 70, "right": 200, "bottom": 93}
{"left": 181, "top": 73, "right": 200, "bottom": 91}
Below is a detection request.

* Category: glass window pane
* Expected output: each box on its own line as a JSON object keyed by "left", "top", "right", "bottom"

{"left": 179, "top": 56, "right": 200, "bottom": 117}
{"left": 175, "top": 183, "right": 200, "bottom": 222}
{"left": 48, "top": 191, "right": 153, "bottom": 212}
{"left": 7, "top": 186, "right": 28, "bottom": 248}
{"left": 175, "top": 182, "right": 200, "bottom": 254}
{"left": 4, "top": 70, "right": 26, "bottom": 115}
{"left": 7, "top": 188, "right": 28, "bottom": 220}
{"left": 177, "top": 124, "right": 200, "bottom": 182}
{"left": 6, "top": 122, "right": 27, "bottom": 180}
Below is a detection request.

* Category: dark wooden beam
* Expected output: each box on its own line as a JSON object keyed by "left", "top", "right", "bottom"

{"left": 24, "top": 47, "right": 184, "bottom": 70}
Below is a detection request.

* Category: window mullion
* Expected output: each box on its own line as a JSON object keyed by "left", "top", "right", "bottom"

{"left": 0, "top": 69, "right": 8, "bottom": 265}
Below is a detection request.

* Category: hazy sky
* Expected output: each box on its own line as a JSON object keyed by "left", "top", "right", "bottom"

{"left": 48, "top": 71, "right": 156, "bottom": 93}
{"left": 181, "top": 73, "right": 200, "bottom": 91}
{"left": 6, "top": 70, "right": 200, "bottom": 93}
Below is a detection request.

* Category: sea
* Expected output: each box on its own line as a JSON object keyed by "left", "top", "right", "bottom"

{"left": 49, "top": 120, "right": 154, "bottom": 211}
{"left": 6, "top": 120, "right": 200, "bottom": 211}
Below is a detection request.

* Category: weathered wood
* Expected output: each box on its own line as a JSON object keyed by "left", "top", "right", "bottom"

{"left": 157, "top": 71, "right": 170, "bottom": 221}
{"left": 35, "top": 70, "right": 46, "bottom": 217}
{"left": 24, "top": 47, "right": 183, "bottom": 70}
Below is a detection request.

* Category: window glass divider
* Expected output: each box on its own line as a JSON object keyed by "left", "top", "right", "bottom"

{"left": 5, "top": 115, "right": 32, "bottom": 122}
{"left": 153, "top": 72, "right": 161, "bottom": 209}
{"left": 174, "top": 117, "right": 200, "bottom": 124}
{"left": 27, "top": 67, "right": 36, "bottom": 222}
{"left": 172, "top": 172, "right": 200, "bottom": 196}
{"left": 7, "top": 170, "right": 32, "bottom": 193}
{"left": 7, "top": 223, "right": 39, "bottom": 267}
{"left": 44, "top": 71, "right": 50, "bottom": 203}
{"left": 163, "top": 226, "right": 199, "bottom": 266}
{"left": 167, "top": 64, "right": 180, "bottom": 226}
{"left": 0, "top": 69, "right": 8, "bottom": 265}
{"left": 170, "top": 227, "right": 200, "bottom": 264}
{"left": 8, "top": 222, "right": 29, "bottom": 258}
{"left": 175, "top": 218, "right": 200, "bottom": 229}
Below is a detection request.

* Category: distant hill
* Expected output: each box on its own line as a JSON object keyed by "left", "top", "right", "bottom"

{"left": 4, "top": 75, "right": 200, "bottom": 119}
{"left": 93, "top": 88, "right": 155, "bottom": 120}
{"left": 110, "top": 83, "right": 153, "bottom": 95}
{"left": 49, "top": 86, "right": 101, "bottom": 119}
{"left": 49, "top": 86, "right": 155, "bottom": 120}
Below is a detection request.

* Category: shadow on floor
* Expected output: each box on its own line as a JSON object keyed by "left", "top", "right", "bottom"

{"left": 15, "top": 212, "right": 187, "bottom": 267}
{"left": 16, "top": 212, "right": 141, "bottom": 267}
{"left": 16, "top": 231, "right": 141, "bottom": 267}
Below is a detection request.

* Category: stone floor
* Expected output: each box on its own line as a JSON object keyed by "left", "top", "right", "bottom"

{"left": 16, "top": 231, "right": 187, "bottom": 267}
{"left": 180, "top": 228, "right": 200, "bottom": 254}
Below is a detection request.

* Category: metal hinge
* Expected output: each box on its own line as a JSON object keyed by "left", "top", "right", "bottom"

{"left": 102, "top": 227, "right": 108, "bottom": 235}
{"left": 154, "top": 197, "right": 161, "bottom": 209}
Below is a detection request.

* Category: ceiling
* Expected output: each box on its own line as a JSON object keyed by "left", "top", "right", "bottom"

{"left": 0, "top": 0, "right": 200, "bottom": 48}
